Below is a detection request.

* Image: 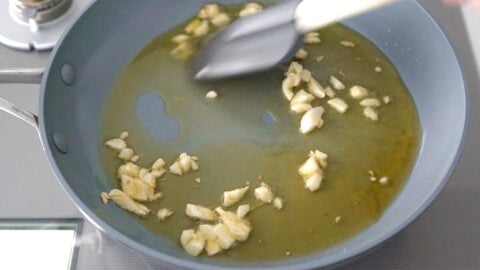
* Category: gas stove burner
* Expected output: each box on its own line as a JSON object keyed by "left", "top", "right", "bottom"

{"left": 10, "top": 0, "right": 73, "bottom": 24}
{"left": 0, "top": 0, "right": 90, "bottom": 51}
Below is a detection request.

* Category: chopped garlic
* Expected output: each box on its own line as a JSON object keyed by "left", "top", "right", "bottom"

{"left": 185, "top": 19, "right": 202, "bottom": 34}
{"left": 305, "top": 171, "right": 323, "bottom": 192}
{"left": 349, "top": 85, "right": 369, "bottom": 99}
{"left": 119, "top": 131, "right": 129, "bottom": 139}
{"left": 195, "top": 178, "right": 201, "bottom": 184}
{"left": 215, "top": 208, "right": 252, "bottom": 241}
{"left": 206, "top": 90, "right": 218, "bottom": 99}
{"left": 186, "top": 204, "right": 217, "bottom": 221}
{"left": 193, "top": 20, "right": 210, "bottom": 37}
{"left": 330, "top": 76, "right": 346, "bottom": 90}
{"left": 360, "top": 98, "right": 381, "bottom": 107}
{"left": 205, "top": 240, "right": 221, "bottom": 256}
{"left": 383, "top": 96, "right": 391, "bottom": 104}
{"left": 151, "top": 169, "right": 166, "bottom": 178}
{"left": 340, "top": 40, "right": 356, "bottom": 48}
{"left": 169, "top": 153, "right": 199, "bottom": 175}
{"left": 363, "top": 107, "right": 379, "bottom": 121}
{"left": 316, "top": 56, "right": 325, "bottom": 63}
{"left": 105, "top": 138, "right": 127, "bottom": 151}
{"left": 101, "top": 192, "right": 110, "bottom": 204}
{"left": 310, "top": 150, "right": 328, "bottom": 168}
{"left": 287, "top": 61, "right": 303, "bottom": 75}
{"left": 375, "top": 66, "right": 383, "bottom": 73}
{"left": 299, "top": 157, "right": 320, "bottom": 177}
{"left": 282, "top": 74, "right": 296, "bottom": 101}
{"left": 334, "top": 216, "right": 342, "bottom": 223}
{"left": 239, "top": 3, "right": 263, "bottom": 17}
{"left": 327, "top": 98, "right": 349, "bottom": 114}
{"left": 308, "top": 78, "right": 326, "bottom": 99}
{"left": 290, "top": 90, "right": 315, "bottom": 106}
{"left": 130, "top": 155, "right": 140, "bottom": 162}
{"left": 108, "top": 189, "right": 150, "bottom": 217}
{"left": 300, "top": 106, "right": 325, "bottom": 134}
{"left": 180, "top": 229, "right": 205, "bottom": 256}
{"left": 273, "top": 197, "right": 284, "bottom": 210}
{"left": 379, "top": 177, "right": 390, "bottom": 186}
{"left": 157, "top": 208, "right": 173, "bottom": 221}
{"left": 368, "top": 170, "right": 377, "bottom": 182}
{"left": 141, "top": 173, "right": 156, "bottom": 188}
{"left": 304, "top": 32, "right": 321, "bottom": 44}
{"left": 212, "top": 223, "right": 236, "bottom": 249}
{"left": 117, "top": 162, "right": 140, "bottom": 178}
{"left": 222, "top": 186, "right": 249, "bottom": 207}
{"left": 291, "top": 103, "right": 312, "bottom": 114}
{"left": 301, "top": 69, "right": 312, "bottom": 82}
{"left": 198, "top": 3, "right": 220, "bottom": 19}
{"left": 211, "top": 13, "right": 230, "bottom": 28}
{"left": 120, "top": 175, "right": 156, "bottom": 202}
{"left": 236, "top": 204, "right": 250, "bottom": 218}
{"left": 295, "top": 48, "right": 308, "bottom": 59}
{"left": 254, "top": 182, "right": 274, "bottom": 203}
{"left": 171, "top": 34, "right": 190, "bottom": 44}
{"left": 118, "top": 148, "right": 134, "bottom": 161}
{"left": 324, "top": 86, "right": 336, "bottom": 98}
{"left": 170, "top": 42, "right": 194, "bottom": 60}
{"left": 152, "top": 158, "right": 166, "bottom": 170}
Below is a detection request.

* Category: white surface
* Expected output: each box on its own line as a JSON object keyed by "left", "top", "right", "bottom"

{"left": 0, "top": 230, "right": 76, "bottom": 270}
{"left": 463, "top": 6, "right": 480, "bottom": 70}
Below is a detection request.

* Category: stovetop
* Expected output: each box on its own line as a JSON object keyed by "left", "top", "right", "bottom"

{"left": 0, "top": 1, "right": 479, "bottom": 269}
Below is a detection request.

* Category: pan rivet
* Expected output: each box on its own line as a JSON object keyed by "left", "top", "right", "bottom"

{"left": 52, "top": 132, "right": 68, "bottom": 154}
{"left": 61, "top": 63, "right": 76, "bottom": 85}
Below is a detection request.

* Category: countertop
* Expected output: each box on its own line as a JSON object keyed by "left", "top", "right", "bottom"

{"left": 0, "top": 1, "right": 479, "bottom": 269}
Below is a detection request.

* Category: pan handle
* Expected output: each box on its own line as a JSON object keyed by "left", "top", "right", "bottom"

{"left": 0, "top": 68, "right": 44, "bottom": 128}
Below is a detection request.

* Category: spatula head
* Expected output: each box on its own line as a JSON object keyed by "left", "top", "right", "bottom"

{"left": 192, "top": 0, "right": 303, "bottom": 80}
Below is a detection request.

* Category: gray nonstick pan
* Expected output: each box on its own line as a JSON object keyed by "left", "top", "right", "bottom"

{"left": 0, "top": 0, "right": 468, "bottom": 269}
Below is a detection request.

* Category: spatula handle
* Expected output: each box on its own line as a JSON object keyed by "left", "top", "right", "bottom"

{"left": 295, "top": 0, "right": 397, "bottom": 33}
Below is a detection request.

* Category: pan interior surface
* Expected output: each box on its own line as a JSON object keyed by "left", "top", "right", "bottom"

{"left": 39, "top": 0, "right": 467, "bottom": 269}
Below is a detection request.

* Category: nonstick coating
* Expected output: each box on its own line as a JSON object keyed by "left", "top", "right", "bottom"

{"left": 38, "top": 0, "right": 467, "bottom": 269}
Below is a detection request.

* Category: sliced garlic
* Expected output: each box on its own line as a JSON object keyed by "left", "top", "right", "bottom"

{"left": 330, "top": 76, "right": 346, "bottom": 90}
{"left": 290, "top": 103, "right": 312, "bottom": 114}
{"left": 180, "top": 229, "right": 205, "bottom": 256}
{"left": 108, "top": 189, "right": 150, "bottom": 217}
{"left": 299, "top": 69, "right": 311, "bottom": 83}
{"left": 212, "top": 223, "right": 235, "bottom": 249}
{"left": 327, "top": 98, "right": 349, "bottom": 114}
{"left": 254, "top": 182, "right": 274, "bottom": 203}
{"left": 185, "top": 19, "right": 202, "bottom": 34}
{"left": 273, "top": 197, "right": 284, "bottom": 210}
{"left": 305, "top": 171, "right": 323, "bottom": 192}
{"left": 295, "top": 48, "right": 308, "bottom": 59}
{"left": 308, "top": 77, "right": 326, "bottom": 99}
{"left": 324, "top": 86, "right": 336, "bottom": 98}
{"left": 349, "top": 85, "right": 369, "bottom": 99}
{"left": 304, "top": 32, "right": 321, "bottom": 44}
{"left": 383, "top": 96, "right": 391, "bottom": 104}
{"left": 171, "top": 34, "right": 190, "bottom": 44}
{"left": 222, "top": 186, "right": 249, "bottom": 207}
{"left": 117, "top": 162, "right": 140, "bottom": 178}
{"left": 193, "top": 20, "right": 210, "bottom": 37}
{"left": 215, "top": 207, "right": 252, "bottom": 241}
{"left": 211, "top": 13, "right": 231, "bottom": 28}
{"left": 105, "top": 138, "right": 127, "bottom": 151}
{"left": 157, "top": 208, "right": 173, "bottom": 221}
{"left": 360, "top": 98, "right": 381, "bottom": 107}
{"left": 100, "top": 192, "right": 110, "bottom": 204}
{"left": 340, "top": 40, "right": 356, "bottom": 48}
{"left": 300, "top": 106, "right": 325, "bottom": 134}
{"left": 236, "top": 204, "right": 250, "bottom": 218}
{"left": 291, "top": 90, "right": 315, "bottom": 106}
{"left": 363, "top": 107, "right": 379, "bottom": 121}
{"left": 206, "top": 90, "right": 218, "bottom": 99}
{"left": 282, "top": 74, "right": 296, "bottom": 101}
{"left": 186, "top": 204, "right": 217, "bottom": 221}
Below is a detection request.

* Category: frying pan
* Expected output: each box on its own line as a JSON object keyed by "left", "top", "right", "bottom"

{"left": 0, "top": 0, "right": 468, "bottom": 269}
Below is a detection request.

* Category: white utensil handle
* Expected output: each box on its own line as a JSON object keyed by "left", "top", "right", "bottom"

{"left": 295, "top": 0, "right": 397, "bottom": 33}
